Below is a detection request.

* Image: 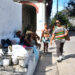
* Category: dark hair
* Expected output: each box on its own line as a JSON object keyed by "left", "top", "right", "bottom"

{"left": 56, "top": 19, "right": 61, "bottom": 23}
{"left": 55, "top": 19, "right": 61, "bottom": 25}
{"left": 26, "top": 34, "right": 32, "bottom": 42}
{"left": 44, "top": 23, "right": 48, "bottom": 25}
{"left": 27, "top": 25, "right": 32, "bottom": 30}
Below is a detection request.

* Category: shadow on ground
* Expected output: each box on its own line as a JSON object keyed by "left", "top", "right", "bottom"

{"left": 65, "top": 54, "right": 75, "bottom": 60}
{"left": 49, "top": 47, "right": 56, "bottom": 50}
{"left": 34, "top": 51, "right": 52, "bottom": 75}
{"left": 69, "top": 31, "right": 75, "bottom": 36}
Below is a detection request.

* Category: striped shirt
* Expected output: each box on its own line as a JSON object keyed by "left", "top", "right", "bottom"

{"left": 53, "top": 26, "right": 67, "bottom": 42}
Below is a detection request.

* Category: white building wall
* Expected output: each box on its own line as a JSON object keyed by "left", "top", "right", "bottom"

{"left": 0, "top": 0, "right": 22, "bottom": 43}
{"left": 0, "top": 0, "right": 46, "bottom": 43}
{"left": 35, "top": 3, "right": 45, "bottom": 37}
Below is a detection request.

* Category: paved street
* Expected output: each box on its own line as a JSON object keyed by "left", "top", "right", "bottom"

{"left": 35, "top": 31, "right": 75, "bottom": 75}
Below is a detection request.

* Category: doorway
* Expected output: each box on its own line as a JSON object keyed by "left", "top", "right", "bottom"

{"left": 22, "top": 4, "right": 36, "bottom": 33}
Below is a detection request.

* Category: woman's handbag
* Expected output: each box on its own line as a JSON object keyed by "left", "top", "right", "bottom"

{"left": 65, "top": 34, "right": 70, "bottom": 41}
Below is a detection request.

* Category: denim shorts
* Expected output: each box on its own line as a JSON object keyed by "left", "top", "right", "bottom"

{"left": 42, "top": 37, "right": 50, "bottom": 43}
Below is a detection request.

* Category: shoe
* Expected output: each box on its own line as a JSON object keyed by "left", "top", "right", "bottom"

{"left": 57, "top": 57, "right": 62, "bottom": 62}
{"left": 62, "top": 55, "right": 65, "bottom": 60}
{"left": 59, "top": 55, "right": 65, "bottom": 60}
{"left": 59, "top": 56, "right": 63, "bottom": 60}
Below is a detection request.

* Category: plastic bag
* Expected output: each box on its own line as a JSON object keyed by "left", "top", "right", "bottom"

{"left": 11, "top": 45, "right": 29, "bottom": 65}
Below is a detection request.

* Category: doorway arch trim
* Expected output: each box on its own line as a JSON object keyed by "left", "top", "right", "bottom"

{"left": 20, "top": 1, "right": 39, "bottom": 13}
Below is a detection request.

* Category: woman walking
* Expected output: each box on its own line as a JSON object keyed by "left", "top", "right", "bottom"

{"left": 50, "top": 20, "right": 68, "bottom": 62}
{"left": 41, "top": 24, "right": 50, "bottom": 53}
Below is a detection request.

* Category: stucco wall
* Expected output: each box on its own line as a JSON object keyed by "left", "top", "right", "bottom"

{"left": 0, "top": 0, "right": 46, "bottom": 43}
{"left": 0, "top": 0, "right": 22, "bottom": 43}
{"left": 35, "top": 3, "right": 45, "bottom": 37}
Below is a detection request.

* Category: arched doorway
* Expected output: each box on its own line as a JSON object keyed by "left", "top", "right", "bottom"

{"left": 21, "top": 1, "right": 39, "bottom": 33}
{"left": 22, "top": 4, "right": 36, "bottom": 32}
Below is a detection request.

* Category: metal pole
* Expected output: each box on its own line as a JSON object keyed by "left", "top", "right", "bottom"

{"left": 57, "top": 0, "right": 58, "bottom": 19}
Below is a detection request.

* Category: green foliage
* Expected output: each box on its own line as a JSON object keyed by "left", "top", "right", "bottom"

{"left": 51, "top": 11, "right": 71, "bottom": 27}
{"left": 51, "top": 17, "right": 56, "bottom": 25}
{"left": 66, "top": 0, "right": 75, "bottom": 17}
{"left": 56, "top": 12, "right": 68, "bottom": 25}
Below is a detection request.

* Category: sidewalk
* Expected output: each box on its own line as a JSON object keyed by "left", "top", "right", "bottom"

{"left": 52, "top": 32, "right": 75, "bottom": 75}
{"left": 34, "top": 42, "right": 57, "bottom": 75}
{"left": 35, "top": 31, "right": 75, "bottom": 75}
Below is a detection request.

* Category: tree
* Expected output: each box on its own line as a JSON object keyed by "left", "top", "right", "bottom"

{"left": 66, "top": 0, "right": 75, "bottom": 17}
{"left": 51, "top": 11, "right": 71, "bottom": 28}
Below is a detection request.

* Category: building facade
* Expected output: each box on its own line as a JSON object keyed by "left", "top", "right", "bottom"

{"left": 0, "top": 0, "right": 52, "bottom": 43}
